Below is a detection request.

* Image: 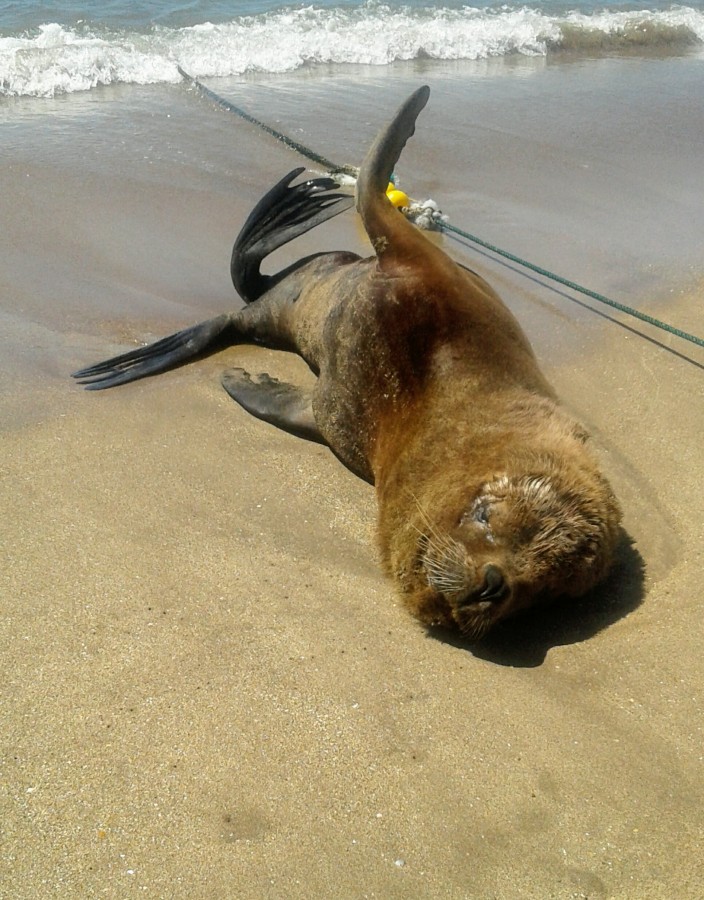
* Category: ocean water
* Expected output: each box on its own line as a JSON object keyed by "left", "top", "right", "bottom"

{"left": 1, "top": 0, "right": 703, "bottom": 97}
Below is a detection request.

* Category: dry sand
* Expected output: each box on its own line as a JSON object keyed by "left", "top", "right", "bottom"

{"left": 1, "top": 63, "right": 703, "bottom": 898}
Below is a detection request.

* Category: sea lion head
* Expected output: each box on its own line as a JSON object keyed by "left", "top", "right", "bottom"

{"left": 408, "top": 459, "right": 622, "bottom": 639}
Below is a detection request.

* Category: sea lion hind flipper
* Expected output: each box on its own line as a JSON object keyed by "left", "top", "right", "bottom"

{"left": 231, "top": 167, "right": 354, "bottom": 303}
{"left": 221, "top": 368, "right": 325, "bottom": 445}
{"left": 72, "top": 314, "right": 237, "bottom": 390}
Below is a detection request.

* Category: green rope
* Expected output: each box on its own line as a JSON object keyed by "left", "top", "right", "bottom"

{"left": 442, "top": 221, "right": 704, "bottom": 349}
{"left": 177, "top": 67, "right": 357, "bottom": 177}
{"left": 179, "top": 68, "right": 703, "bottom": 352}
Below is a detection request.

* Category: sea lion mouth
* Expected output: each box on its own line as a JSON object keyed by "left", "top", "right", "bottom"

{"left": 462, "top": 599, "right": 493, "bottom": 614}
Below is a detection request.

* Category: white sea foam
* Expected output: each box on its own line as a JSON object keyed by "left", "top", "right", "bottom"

{"left": 1, "top": 5, "right": 703, "bottom": 97}
{"left": 0, "top": 23, "right": 179, "bottom": 97}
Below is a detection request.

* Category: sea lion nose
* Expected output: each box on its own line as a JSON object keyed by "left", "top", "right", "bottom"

{"left": 478, "top": 564, "right": 507, "bottom": 602}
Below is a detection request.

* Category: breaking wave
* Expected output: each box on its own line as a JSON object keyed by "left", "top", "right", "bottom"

{"left": 2, "top": 4, "right": 703, "bottom": 97}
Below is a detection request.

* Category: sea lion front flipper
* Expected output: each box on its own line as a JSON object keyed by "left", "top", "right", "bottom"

{"left": 221, "top": 368, "right": 325, "bottom": 444}
{"left": 73, "top": 314, "right": 238, "bottom": 390}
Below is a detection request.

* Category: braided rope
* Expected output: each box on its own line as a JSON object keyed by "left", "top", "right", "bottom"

{"left": 441, "top": 222, "right": 704, "bottom": 349}
{"left": 177, "top": 67, "right": 357, "bottom": 177}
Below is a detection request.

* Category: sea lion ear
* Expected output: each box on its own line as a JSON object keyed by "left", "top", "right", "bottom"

{"left": 540, "top": 481, "right": 621, "bottom": 597}
{"left": 558, "top": 517, "right": 616, "bottom": 596}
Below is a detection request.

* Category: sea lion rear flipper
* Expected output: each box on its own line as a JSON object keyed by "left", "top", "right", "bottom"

{"left": 231, "top": 167, "right": 354, "bottom": 303}
{"left": 221, "top": 368, "right": 325, "bottom": 444}
{"left": 72, "top": 314, "right": 237, "bottom": 390}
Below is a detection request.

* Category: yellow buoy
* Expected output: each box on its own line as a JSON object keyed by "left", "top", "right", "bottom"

{"left": 386, "top": 189, "right": 409, "bottom": 209}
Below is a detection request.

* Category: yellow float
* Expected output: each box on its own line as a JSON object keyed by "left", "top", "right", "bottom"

{"left": 386, "top": 187, "right": 410, "bottom": 209}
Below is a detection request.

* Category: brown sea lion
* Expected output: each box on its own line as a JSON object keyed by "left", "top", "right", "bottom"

{"left": 73, "top": 85, "right": 622, "bottom": 639}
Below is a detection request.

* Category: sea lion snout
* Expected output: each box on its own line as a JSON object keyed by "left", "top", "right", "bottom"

{"left": 478, "top": 564, "right": 507, "bottom": 600}
{"left": 456, "top": 564, "right": 510, "bottom": 606}
{"left": 419, "top": 533, "right": 513, "bottom": 634}
{"left": 453, "top": 563, "right": 511, "bottom": 625}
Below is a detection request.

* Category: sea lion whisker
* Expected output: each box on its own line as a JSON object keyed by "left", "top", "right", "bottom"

{"left": 423, "top": 533, "right": 466, "bottom": 568}
{"left": 460, "top": 616, "right": 494, "bottom": 641}
{"left": 422, "top": 540, "right": 471, "bottom": 595}
{"left": 409, "top": 496, "right": 465, "bottom": 561}
{"left": 408, "top": 493, "right": 443, "bottom": 537}
{"left": 414, "top": 528, "right": 459, "bottom": 567}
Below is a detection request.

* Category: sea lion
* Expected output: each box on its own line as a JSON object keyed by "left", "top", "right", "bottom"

{"left": 74, "top": 85, "right": 622, "bottom": 639}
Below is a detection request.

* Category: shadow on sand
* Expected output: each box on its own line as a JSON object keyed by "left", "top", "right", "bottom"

{"left": 427, "top": 531, "right": 645, "bottom": 668}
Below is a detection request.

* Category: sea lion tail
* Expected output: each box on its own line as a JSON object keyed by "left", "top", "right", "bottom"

{"left": 231, "top": 167, "right": 354, "bottom": 303}
{"left": 356, "top": 86, "right": 443, "bottom": 271}
{"left": 72, "top": 314, "right": 237, "bottom": 390}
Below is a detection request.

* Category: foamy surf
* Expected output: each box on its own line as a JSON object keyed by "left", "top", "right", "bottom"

{"left": 2, "top": 5, "right": 703, "bottom": 97}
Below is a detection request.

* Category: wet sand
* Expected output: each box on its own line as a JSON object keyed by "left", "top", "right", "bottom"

{"left": 2, "top": 60, "right": 704, "bottom": 898}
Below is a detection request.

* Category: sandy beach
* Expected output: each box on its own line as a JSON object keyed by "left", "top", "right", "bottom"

{"left": 2, "top": 60, "right": 704, "bottom": 898}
